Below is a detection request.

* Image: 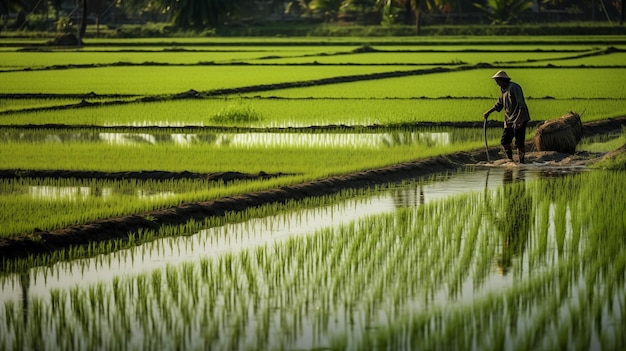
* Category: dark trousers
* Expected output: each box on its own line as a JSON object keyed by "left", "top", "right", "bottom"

{"left": 501, "top": 122, "right": 527, "bottom": 149}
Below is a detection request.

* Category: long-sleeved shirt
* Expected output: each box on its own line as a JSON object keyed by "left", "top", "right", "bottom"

{"left": 492, "top": 81, "right": 531, "bottom": 128}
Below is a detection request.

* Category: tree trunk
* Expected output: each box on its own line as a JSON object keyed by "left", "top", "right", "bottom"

{"left": 415, "top": 10, "right": 421, "bottom": 36}
{"left": 404, "top": 0, "right": 412, "bottom": 25}
{"left": 79, "top": 0, "right": 87, "bottom": 43}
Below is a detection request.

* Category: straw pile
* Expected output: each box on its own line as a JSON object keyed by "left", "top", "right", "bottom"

{"left": 533, "top": 112, "right": 583, "bottom": 154}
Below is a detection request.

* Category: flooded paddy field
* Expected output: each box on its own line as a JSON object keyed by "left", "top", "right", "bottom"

{"left": 1, "top": 168, "right": 624, "bottom": 350}
{"left": 1, "top": 36, "right": 625, "bottom": 350}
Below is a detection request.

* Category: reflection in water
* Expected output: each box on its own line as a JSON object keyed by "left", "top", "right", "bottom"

{"left": 29, "top": 185, "right": 94, "bottom": 200}
{"left": 488, "top": 168, "right": 532, "bottom": 276}
{"left": 100, "top": 131, "right": 451, "bottom": 148}
{"left": 484, "top": 167, "right": 541, "bottom": 276}
{"left": 136, "top": 189, "right": 175, "bottom": 200}
{"left": 391, "top": 185, "right": 424, "bottom": 208}
{"left": 1, "top": 168, "right": 575, "bottom": 303}
{"left": 502, "top": 167, "right": 526, "bottom": 184}
{"left": 24, "top": 185, "right": 174, "bottom": 201}
{"left": 20, "top": 271, "right": 29, "bottom": 325}
{"left": 99, "top": 132, "right": 218, "bottom": 146}
{"left": 2, "top": 168, "right": 620, "bottom": 351}
{"left": 3, "top": 131, "right": 451, "bottom": 148}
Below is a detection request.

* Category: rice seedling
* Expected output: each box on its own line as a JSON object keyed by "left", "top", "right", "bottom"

{"left": 2, "top": 96, "right": 622, "bottom": 127}
{"left": 1, "top": 40, "right": 619, "bottom": 72}
{"left": 245, "top": 50, "right": 597, "bottom": 66}
{"left": 0, "top": 176, "right": 244, "bottom": 238}
{"left": 0, "top": 49, "right": 327, "bottom": 70}
{"left": 210, "top": 102, "right": 262, "bottom": 124}
{"left": 0, "top": 65, "right": 416, "bottom": 96}
{"left": 1, "top": 128, "right": 507, "bottom": 238}
{"left": 243, "top": 68, "right": 626, "bottom": 100}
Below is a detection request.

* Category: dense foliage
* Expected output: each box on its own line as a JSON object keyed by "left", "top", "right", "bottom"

{"left": 1, "top": 0, "right": 624, "bottom": 34}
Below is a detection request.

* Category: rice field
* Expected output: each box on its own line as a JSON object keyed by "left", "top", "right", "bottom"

{"left": 0, "top": 127, "right": 500, "bottom": 238}
{"left": 0, "top": 36, "right": 625, "bottom": 350}
{"left": 1, "top": 36, "right": 624, "bottom": 232}
{"left": 5, "top": 98, "right": 623, "bottom": 127}
{"left": 0, "top": 169, "right": 624, "bottom": 350}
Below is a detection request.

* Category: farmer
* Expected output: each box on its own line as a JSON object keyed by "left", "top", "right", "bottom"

{"left": 483, "top": 70, "right": 531, "bottom": 163}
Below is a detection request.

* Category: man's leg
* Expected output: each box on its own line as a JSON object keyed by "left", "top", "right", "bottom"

{"left": 518, "top": 146, "right": 526, "bottom": 163}
{"left": 501, "top": 128, "right": 514, "bottom": 160}
{"left": 503, "top": 144, "right": 513, "bottom": 160}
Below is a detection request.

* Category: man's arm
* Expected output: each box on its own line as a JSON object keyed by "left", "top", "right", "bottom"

{"left": 484, "top": 99, "right": 503, "bottom": 119}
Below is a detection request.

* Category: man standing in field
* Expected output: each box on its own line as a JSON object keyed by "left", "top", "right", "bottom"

{"left": 483, "top": 70, "right": 531, "bottom": 164}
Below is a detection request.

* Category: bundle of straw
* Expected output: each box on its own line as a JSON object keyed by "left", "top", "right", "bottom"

{"left": 533, "top": 112, "right": 583, "bottom": 154}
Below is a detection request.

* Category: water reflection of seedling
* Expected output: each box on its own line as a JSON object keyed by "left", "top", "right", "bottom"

{"left": 1, "top": 172, "right": 624, "bottom": 350}
{"left": 381, "top": 131, "right": 449, "bottom": 147}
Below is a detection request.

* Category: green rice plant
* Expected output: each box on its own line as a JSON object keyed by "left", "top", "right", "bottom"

{"left": 166, "top": 264, "right": 180, "bottom": 304}
{"left": 244, "top": 50, "right": 592, "bottom": 66}
{"left": 2, "top": 96, "right": 622, "bottom": 126}
{"left": 579, "top": 127, "right": 626, "bottom": 152}
{"left": 244, "top": 68, "right": 626, "bottom": 100}
{"left": 0, "top": 50, "right": 326, "bottom": 70}
{"left": 0, "top": 98, "right": 100, "bottom": 113}
{"left": 0, "top": 128, "right": 498, "bottom": 238}
{"left": 591, "top": 151, "right": 626, "bottom": 170}
{"left": 1, "top": 170, "right": 624, "bottom": 350}
{"left": 0, "top": 65, "right": 415, "bottom": 96}
{"left": 0, "top": 41, "right": 619, "bottom": 71}
{"left": 0, "top": 177, "right": 241, "bottom": 238}
{"left": 211, "top": 103, "right": 262, "bottom": 124}
{"left": 0, "top": 129, "right": 481, "bottom": 173}
{"left": 530, "top": 52, "right": 626, "bottom": 67}
{"left": 1, "top": 40, "right": 623, "bottom": 130}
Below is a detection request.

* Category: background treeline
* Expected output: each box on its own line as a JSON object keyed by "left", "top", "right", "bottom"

{"left": 1, "top": 0, "right": 625, "bottom": 37}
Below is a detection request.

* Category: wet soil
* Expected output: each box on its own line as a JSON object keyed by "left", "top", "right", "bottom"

{"left": 1, "top": 117, "right": 624, "bottom": 260}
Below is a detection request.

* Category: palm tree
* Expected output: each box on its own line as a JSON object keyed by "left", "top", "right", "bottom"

{"left": 170, "top": 0, "right": 240, "bottom": 29}
{"left": 393, "top": 0, "right": 451, "bottom": 35}
{"left": 343, "top": 0, "right": 379, "bottom": 23}
{"left": 308, "top": 0, "right": 344, "bottom": 21}
{"left": 285, "top": 0, "right": 313, "bottom": 17}
{"left": 79, "top": 0, "right": 87, "bottom": 41}
{"left": 473, "top": 0, "right": 534, "bottom": 24}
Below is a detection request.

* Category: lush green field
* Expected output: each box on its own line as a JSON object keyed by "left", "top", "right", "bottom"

{"left": 1, "top": 170, "right": 623, "bottom": 350}
{"left": 1, "top": 97, "right": 622, "bottom": 127}
{"left": 1, "top": 38, "right": 624, "bottom": 127}
{"left": 244, "top": 67, "right": 626, "bottom": 100}
{"left": 0, "top": 65, "right": 421, "bottom": 95}
{"left": 0, "top": 127, "right": 495, "bottom": 238}
{"left": 0, "top": 36, "right": 624, "bottom": 351}
{"left": 1, "top": 36, "right": 625, "bottom": 238}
